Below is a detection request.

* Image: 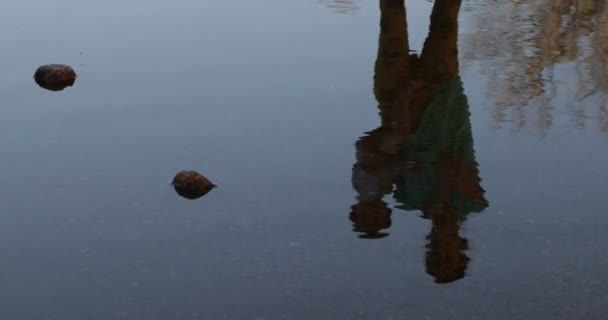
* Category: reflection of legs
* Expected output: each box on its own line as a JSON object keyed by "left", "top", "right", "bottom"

{"left": 418, "top": 0, "right": 461, "bottom": 85}
{"left": 387, "top": 0, "right": 463, "bottom": 136}
{"left": 375, "top": 0, "right": 412, "bottom": 127}
{"left": 424, "top": 208, "right": 469, "bottom": 283}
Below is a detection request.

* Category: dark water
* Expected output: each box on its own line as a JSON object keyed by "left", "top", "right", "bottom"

{"left": 2, "top": 0, "right": 608, "bottom": 319}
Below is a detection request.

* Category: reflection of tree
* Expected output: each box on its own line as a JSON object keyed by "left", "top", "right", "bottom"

{"left": 463, "top": 0, "right": 608, "bottom": 133}
{"left": 350, "top": 0, "right": 488, "bottom": 284}
{"left": 318, "top": 0, "right": 359, "bottom": 15}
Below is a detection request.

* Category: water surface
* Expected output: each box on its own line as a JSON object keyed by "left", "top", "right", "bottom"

{"left": 1, "top": 0, "right": 607, "bottom": 319}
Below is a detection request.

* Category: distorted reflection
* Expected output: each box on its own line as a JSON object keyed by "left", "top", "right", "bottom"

{"left": 463, "top": 0, "right": 608, "bottom": 133}
{"left": 351, "top": 0, "right": 488, "bottom": 283}
{"left": 318, "top": 0, "right": 359, "bottom": 15}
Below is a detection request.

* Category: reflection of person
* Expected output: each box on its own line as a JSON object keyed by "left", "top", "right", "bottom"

{"left": 394, "top": 76, "right": 488, "bottom": 283}
{"left": 425, "top": 208, "right": 469, "bottom": 283}
{"left": 350, "top": 0, "right": 488, "bottom": 283}
{"left": 350, "top": 127, "right": 398, "bottom": 239}
{"left": 349, "top": 0, "right": 411, "bottom": 239}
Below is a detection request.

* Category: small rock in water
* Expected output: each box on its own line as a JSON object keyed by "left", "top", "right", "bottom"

{"left": 33, "top": 64, "right": 77, "bottom": 91}
{"left": 171, "top": 170, "right": 216, "bottom": 200}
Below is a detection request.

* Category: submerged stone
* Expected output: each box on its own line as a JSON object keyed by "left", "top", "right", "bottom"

{"left": 171, "top": 170, "right": 216, "bottom": 200}
{"left": 33, "top": 64, "right": 77, "bottom": 91}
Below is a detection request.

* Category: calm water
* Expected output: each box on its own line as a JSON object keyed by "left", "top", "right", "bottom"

{"left": 2, "top": 0, "right": 608, "bottom": 319}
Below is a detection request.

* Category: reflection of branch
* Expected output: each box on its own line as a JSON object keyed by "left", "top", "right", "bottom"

{"left": 599, "top": 97, "right": 608, "bottom": 132}
{"left": 463, "top": 0, "right": 608, "bottom": 133}
{"left": 318, "top": 0, "right": 360, "bottom": 14}
{"left": 577, "top": 85, "right": 599, "bottom": 102}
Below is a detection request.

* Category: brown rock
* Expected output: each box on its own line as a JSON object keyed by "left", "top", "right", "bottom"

{"left": 171, "top": 170, "right": 217, "bottom": 200}
{"left": 34, "top": 64, "right": 77, "bottom": 91}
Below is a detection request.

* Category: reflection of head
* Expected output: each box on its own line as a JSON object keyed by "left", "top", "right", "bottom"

{"left": 350, "top": 200, "right": 392, "bottom": 239}
{"left": 424, "top": 207, "right": 469, "bottom": 283}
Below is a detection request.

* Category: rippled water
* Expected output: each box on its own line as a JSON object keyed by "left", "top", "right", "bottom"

{"left": 1, "top": 0, "right": 607, "bottom": 319}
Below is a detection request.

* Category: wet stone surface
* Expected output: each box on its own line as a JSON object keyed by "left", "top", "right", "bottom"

{"left": 171, "top": 170, "right": 216, "bottom": 200}
{"left": 33, "top": 64, "right": 77, "bottom": 91}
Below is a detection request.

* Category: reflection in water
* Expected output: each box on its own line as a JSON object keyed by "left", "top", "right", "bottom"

{"left": 318, "top": 0, "right": 359, "bottom": 15}
{"left": 463, "top": 0, "right": 608, "bottom": 133}
{"left": 351, "top": 0, "right": 488, "bottom": 283}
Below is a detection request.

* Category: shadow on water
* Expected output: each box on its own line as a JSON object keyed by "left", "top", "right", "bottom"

{"left": 350, "top": 0, "right": 489, "bottom": 284}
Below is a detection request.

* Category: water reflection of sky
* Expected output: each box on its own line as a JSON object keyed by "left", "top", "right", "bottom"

{"left": 0, "top": 0, "right": 607, "bottom": 319}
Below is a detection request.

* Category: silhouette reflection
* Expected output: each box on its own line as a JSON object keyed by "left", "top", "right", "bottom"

{"left": 350, "top": 0, "right": 488, "bottom": 283}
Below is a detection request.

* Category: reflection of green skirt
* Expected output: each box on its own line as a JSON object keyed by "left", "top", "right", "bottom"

{"left": 393, "top": 76, "right": 488, "bottom": 218}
